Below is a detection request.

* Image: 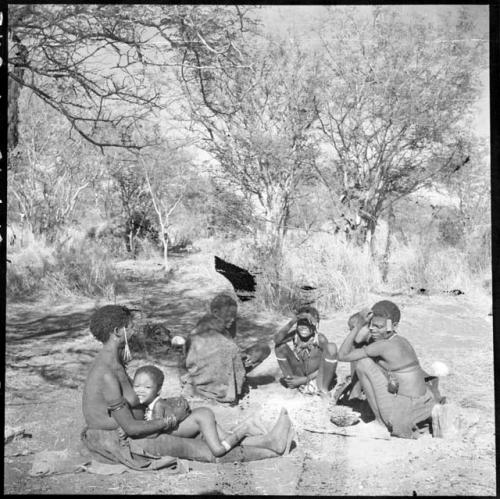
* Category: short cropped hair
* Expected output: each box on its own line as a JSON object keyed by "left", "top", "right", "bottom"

{"left": 134, "top": 365, "right": 165, "bottom": 391}
{"left": 296, "top": 305, "right": 320, "bottom": 327}
{"left": 89, "top": 305, "right": 132, "bottom": 343}
{"left": 371, "top": 300, "right": 401, "bottom": 324}
{"left": 210, "top": 293, "right": 237, "bottom": 315}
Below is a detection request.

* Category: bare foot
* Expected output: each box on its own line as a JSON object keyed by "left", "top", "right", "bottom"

{"left": 265, "top": 408, "right": 293, "bottom": 454}
{"left": 243, "top": 416, "right": 268, "bottom": 437}
{"left": 233, "top": 415, "right": 268, "bottom": 437}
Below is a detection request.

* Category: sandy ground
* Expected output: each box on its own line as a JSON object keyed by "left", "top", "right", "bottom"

{"left": 4, "top": 252, "right": 496, "bottom": 495}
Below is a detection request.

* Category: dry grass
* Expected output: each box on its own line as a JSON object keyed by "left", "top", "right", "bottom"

{"left": 7, "top": 225, "right": 126, "bottom": 302}
{"left": 201, "top": 230, "right": 489, "bottom": 314}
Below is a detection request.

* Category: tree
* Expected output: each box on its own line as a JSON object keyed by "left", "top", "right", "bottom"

{"left": 313, "top": 6, "right": 487, "bottom": 248}
{"left": 107, "top": 156, "right": 156, "bottom": 256}
{"left": 8, "top": 92, "right": 103, "bottom": 238}
{"left": 136, "top": 146, "right": 194, "bottom": 270}
{"left": 182, "top": 36, "right": 320, "bottom": 256}
{"left": 8, "top": 4, "right": 258, "bottom": 150}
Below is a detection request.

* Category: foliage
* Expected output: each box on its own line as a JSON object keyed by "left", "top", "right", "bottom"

{"left": 313, "top": 6, "right": 487, "bottom": 245}
{"left": 182, "top": 35, "right": 320, "bottom": 254}
{"left": 8, "top": 91, "right": 104, "bottom": 237}
{"left": 8, "top": 4, "right": 258, "bottom": 149}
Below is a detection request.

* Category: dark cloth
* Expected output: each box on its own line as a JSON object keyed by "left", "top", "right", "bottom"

{"left": 80, "top": 427, "right": 180, "bottom": 471}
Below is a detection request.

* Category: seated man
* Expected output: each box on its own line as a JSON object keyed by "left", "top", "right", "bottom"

{"left": 274, "top": 306, "right": 338, "bottom": 397}
{"left": 337, "top": 300, "right": 437, "bottom": 439}
{"left": 183, "top": 293, "right": 271, "bottom": 404}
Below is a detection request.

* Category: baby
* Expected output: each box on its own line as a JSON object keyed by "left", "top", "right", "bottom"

{"left": 133, "top": 365, "right": 191, "bottom": 430}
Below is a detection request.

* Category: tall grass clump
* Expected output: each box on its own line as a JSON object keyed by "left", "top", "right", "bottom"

{"left": 388, "top": 241, "right": 478, "bottom": 293}
{"left": 7, "top": 226, "right": 126, "bottom": 302}
{"left": 216, "top": 232, "right": 381, "bottom": 314}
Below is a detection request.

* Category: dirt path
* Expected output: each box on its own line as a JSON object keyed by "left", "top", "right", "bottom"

{"left": 4, "top": 252, "right": 496, "bottom": 495}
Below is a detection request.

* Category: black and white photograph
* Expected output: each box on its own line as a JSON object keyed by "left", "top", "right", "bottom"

{"left": 4, "top": 3, "right": 495, "bottom": 495}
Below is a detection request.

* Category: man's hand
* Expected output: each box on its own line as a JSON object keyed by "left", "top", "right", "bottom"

{"left": 283, "top": 375, "right": 305, "bottom": 388}
{"left": 353, "top": 308, "right": 373, "bottom": 329}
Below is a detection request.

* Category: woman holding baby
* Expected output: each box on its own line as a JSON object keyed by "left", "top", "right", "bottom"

{"left": 81, "top": 305, "right": 294, "bottom": 469}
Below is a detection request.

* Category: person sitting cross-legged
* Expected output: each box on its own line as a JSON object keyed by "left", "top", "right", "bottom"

{"left": 274, "top": 306, "right": 338, "bottom": 397}
{"left": 337, "top": 301, "right": 436, "bottom": 439}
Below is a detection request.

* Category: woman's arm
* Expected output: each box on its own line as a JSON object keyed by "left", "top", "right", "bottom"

{"left": 102, "top": 372, "right": 173, "bottom": 437}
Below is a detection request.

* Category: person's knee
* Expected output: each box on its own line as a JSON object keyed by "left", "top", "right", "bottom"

{"left": 191, "top": 407, "right": 216, "bottom": 425}
{"left": 260, "top": 343, "right": 271, "bottom": 359}
{"left": 275, "top": 344, "right": 290, "bottom": 358}
{"left": 325, "top": 342, "right": 337, "bottom": 358}
{"left": 354, "top": 356, "right": 375, "bottom": 375}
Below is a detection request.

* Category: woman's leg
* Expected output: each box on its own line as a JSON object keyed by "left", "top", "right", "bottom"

{"left": 355, "top": 357, "right": 395, "bottom": 425}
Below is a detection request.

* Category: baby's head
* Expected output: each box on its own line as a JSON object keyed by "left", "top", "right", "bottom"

{"left": 133, "top": 365, "right": 164, "bottom": 405}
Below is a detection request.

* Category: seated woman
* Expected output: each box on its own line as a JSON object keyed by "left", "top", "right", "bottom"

{"left": 274, "top": 306, "right": 338, "bottom": 397}
{"left": 81, "top": 305, "right": 294, "bottom": 469}
{"left": 337, "top": 300, "right": 436, "bottom": 439}
{"left": 183, "top": 293, "right": 271, "bottom": 404}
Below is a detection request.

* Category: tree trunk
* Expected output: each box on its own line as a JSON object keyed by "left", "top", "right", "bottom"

{"left": 8, "top": 36, "right": 27, "bottom": 150}
{"left": 381, "top": 204, "right": 395, "bottom": 283}
{"left": 256, "top": 189, "right": 288, "bottom": 258}
{"left": 160, "top": 229, "right": 169, "bottom": 271}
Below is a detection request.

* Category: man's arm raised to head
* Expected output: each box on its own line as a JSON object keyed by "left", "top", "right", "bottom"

{"left": 274, "top": 318, "right": 298, "bottom": 347}
{"left": 338, "top": 309, "right": 373, "bottom": 362}
{"left": 101, "top": 372, "right": 171, "bottom": 437}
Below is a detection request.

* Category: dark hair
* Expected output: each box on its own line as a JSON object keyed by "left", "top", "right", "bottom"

{"left": 371, "top": 300, "right": 401, "bottom": 324}
{"left": 89, "top": 305, "right": 132, "bottom": 343}
{"left": 134, "top": 365, "right": 165, "bottom": 391}
{"left": 296, "top": 305, "right": 320, "bottom": 327}
{"left": 210, "top": 293, "right": 237, "bottom": 314}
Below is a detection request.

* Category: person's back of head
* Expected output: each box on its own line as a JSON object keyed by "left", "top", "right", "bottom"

{"left": 210, "top": 292, "right": 238, "bottom": 329}
{"left": 89, "top": 304, "right": 132, "bottom": 343}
